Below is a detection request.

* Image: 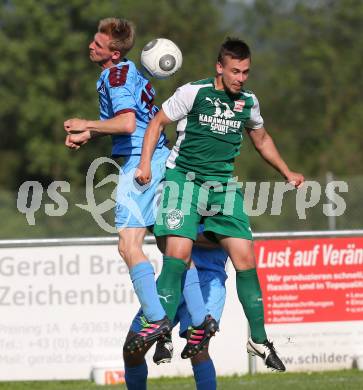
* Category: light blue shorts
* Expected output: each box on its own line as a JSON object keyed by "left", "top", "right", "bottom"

{"left": 130, "top": 270, "right": 226, "bottom": 338}
{"left": 115, "top": 146, "right": 170, "bottom": 229}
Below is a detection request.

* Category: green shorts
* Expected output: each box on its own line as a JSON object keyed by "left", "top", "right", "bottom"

{"left": 154, "top": 168, "right": 252, "bottom": 241}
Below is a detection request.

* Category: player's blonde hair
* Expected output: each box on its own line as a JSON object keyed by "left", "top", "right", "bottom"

{"left": 98, "top": 17, "right": 135, "bottom": 56}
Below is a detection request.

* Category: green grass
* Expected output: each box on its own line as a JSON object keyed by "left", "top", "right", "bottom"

{"left": 1, "top": 370, "right": 363, "bottom": 390}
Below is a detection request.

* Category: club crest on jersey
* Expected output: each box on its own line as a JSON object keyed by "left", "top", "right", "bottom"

{"left": 234, "top": 100, "right": 245, "bottom": 112}
{"left": 165, "top": 209, "right": 184, "bottom": 230}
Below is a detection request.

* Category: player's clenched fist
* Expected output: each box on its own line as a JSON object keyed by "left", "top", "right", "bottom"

{"left": 64, "top": 118, "right": 89, "bottom": 133}
{"left": 286, "top": 171, "right": 305, "bottom": 189}
{"left": 65, "top": 131, "right": 91, "bottom": 150}
{"left": 135, "top": 164, "right": 152, "bottom": 185}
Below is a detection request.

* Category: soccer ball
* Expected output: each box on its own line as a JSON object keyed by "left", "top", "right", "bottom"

{"left": 141, "top": 38, "right": 182, "bottom": 79}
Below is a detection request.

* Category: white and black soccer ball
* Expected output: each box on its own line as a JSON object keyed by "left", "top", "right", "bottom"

{"left": 141, "top": 38, "right": 182, "bottom": 79}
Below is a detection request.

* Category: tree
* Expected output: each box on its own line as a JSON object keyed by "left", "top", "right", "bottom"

{"left": 229, "top": 0, "right": 363, "bottom": 179}
{"left": 0, "top": 0, "right": 224, "bottom": 190}
{"left": 0, "top": 0, "right": 225, "bottom": 237}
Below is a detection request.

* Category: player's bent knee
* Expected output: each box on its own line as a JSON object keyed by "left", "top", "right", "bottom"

{"left": 165, "top": 251, "right": 190, "bottom": 262}
{"left": 118, "top": 239, "right": 145, "bottom": 264}
{"left": 164, "top": 236, "right": 193, "bottom": 261}
{"left": 118, "top": 242, "right": 133, "bottom": 259}
{"left": 118, "top": 243, "right": 132, "bottom": 262}
{"left": 118, "top": 229, "right": 146, "bottom": 251}
{"left": 231, "top": 257, "right": 256, "bottom": 270}
{"left": 164, "top": 246, "right": 192, "bottom": 261}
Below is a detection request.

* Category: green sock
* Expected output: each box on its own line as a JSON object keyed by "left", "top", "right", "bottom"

{"left": 236, "top": 268, "right": 267, "bottom": 344}
{"left": 157, "top": 256, "right": 187, "bottom": 321}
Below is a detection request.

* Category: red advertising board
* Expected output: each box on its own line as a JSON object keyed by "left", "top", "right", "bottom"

{"left": 255, "top": 237, "right": 363, "bottom": 324}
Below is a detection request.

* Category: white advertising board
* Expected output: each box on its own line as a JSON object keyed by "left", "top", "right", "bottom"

{"left": 1, "top": 238, "right": 361, "bottom": 381}
{"left": 0, "top": 244, "right": 249, "bottom": 381}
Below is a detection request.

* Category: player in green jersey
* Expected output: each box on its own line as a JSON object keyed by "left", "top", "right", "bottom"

{"left": 136, "top": 37, "right": 304, "bottom": 371}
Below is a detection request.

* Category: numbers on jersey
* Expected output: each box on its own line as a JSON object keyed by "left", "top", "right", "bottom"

{"left": 141, "top": 82, "right": 158, "bottom": 118}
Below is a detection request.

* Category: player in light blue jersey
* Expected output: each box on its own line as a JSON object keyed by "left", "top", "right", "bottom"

{"left": 64, "top": 18, "right": 216, "bottom": 370}
{"left": 64, "top": 17, "right": 172, "bottom": 341}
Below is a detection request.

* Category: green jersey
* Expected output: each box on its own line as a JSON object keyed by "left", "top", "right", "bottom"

{"left": 162, "top": 77, "right": 264, "bottom": 180}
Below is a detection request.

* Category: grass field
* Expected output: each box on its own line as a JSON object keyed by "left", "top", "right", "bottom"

{"left": 1, "top": 370, "right": 362, "bottom": 390}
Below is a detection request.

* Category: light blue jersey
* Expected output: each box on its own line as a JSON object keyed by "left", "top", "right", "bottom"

{"left": 97, "top": 59, "right": 166, "bottom": 157}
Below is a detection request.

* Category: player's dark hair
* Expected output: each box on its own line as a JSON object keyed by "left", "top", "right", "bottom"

{"left": 98, "top": 17, "right": 135, "bottom": 56}
{"left": 217, "top": 37, "right": 251, "bottom": 64}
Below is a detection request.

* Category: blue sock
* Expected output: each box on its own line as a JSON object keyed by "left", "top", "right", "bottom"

{"left": 192, "top": 359, "right": 216, "bottom": 390}
{"left": 130, "top": 261, "right": 165, "bottom": 322}
{"left": 183, "top": 268, "right": 207, "bottom": 327}
{"left": 125, "top": 361, "right": 148, "bottom": 390}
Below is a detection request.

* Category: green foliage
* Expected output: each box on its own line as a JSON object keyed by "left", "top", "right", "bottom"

{"left": 230, "top": 0, "right": 363, "bottom": 180}
{"left": 0, "top": 370, "right": 363, "bottom": 390}
{"left": 0, "top": 0, "right": 223, "bottom": 190}
{"left": 0, "top": 0, "right": 362, "bottom": 238}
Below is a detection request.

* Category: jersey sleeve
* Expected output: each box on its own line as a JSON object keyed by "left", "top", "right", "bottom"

{"left": 245, "top": 94, "right": 264, "bottom": 130}
{"left": 162, "top": 83, "right": 198, "bottom": 122}
{"left": 107, "top": 65, "right": 137, "bottom": 116}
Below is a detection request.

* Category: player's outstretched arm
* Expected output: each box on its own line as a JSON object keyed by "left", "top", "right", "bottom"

{"left": 135, "top": 109, "right": 172, "bottom": 185}
{"left": 64, "top": 112, "right": 136, "bottom": 135}
{"left": 247, "top": 126, "right": 305, "bottom": 188}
